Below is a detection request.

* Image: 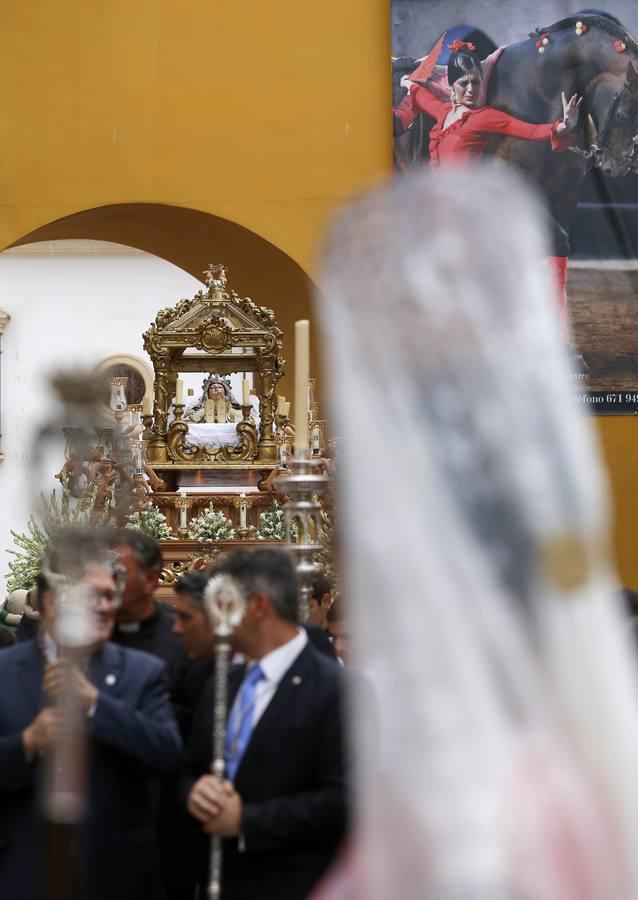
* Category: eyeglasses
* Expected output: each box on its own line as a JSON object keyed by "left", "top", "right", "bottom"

{"left": 81, "top": 583, "right": 119, "bottom": 609}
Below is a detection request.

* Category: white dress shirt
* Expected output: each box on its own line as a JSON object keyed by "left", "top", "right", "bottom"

{"left": 231, "top": 628, "right": 308, "bottom": 851}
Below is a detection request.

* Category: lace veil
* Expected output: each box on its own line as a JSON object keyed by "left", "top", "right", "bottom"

{"left": 318, "top": 165, "right": 638, "bottom": 899}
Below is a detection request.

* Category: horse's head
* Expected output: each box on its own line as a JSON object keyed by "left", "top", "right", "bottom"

{"left": 593, "top": 59, "right": 638, "bottom": 176}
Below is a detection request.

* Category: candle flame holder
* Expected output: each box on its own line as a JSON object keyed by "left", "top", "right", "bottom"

{"left": 273, "top": 449, "right": 330, "bottom": 622}
{"left": 233, "top": 493, "right": 256, "bottom": 539}
{"left": 310, "top": 419, "right": 326, "bottom": 457}
{"left": 142, "top": 413, "right": 154, "bottom": 442}
{"left": 174, "top": 494, "right": 194, "bottom": 538}
{"left": 274, "top": 413, "right": 292, "bottom": 467}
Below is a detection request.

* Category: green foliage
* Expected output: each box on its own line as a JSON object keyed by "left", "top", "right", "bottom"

{"left": 6, "top": 518, "right": 47, "bottom": 593}
{"left": 316, "top": 508, "right": 335, "bottom": 586}
{"left": 126, "top": 504, "right": 175, "bottom": 540}
{"left": 6, "top": 476, "right": 108, "bottom": 593}
{"left": 257, "top": 499, "right": 287, "bottom": 540}
{"left": 257, "top": 499, "right": 335, "bottom": 583}
{"left": 188, "top": 505, "right": 235, "bottom": 542}
{"left": 256, "top": 499, "right": 301, "bottom": 542}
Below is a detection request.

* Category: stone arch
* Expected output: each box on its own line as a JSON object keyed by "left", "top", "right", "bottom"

{"left": 8, "top": 203, "right": 320, "bottom": 401}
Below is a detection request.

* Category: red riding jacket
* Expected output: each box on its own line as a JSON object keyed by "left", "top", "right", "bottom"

{"left": 395, "top": 85, "right": 575, "bottom": 167}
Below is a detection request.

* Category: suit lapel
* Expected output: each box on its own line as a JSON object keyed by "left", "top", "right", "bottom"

{"left": 13, "top": 641, "right": 125, "bottom": 722}
{"left": 90, "top": 641, "right": 123, "bottom": 697}
{"left": 236, "top": 644, "right": 315, "bottom": 779}
{"left": 16, "top": 640, "right": 45, "bottom": 718}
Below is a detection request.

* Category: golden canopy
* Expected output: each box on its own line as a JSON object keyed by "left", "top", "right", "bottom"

{"left": 143, "top": 266, "right": 284, "bottom": 467}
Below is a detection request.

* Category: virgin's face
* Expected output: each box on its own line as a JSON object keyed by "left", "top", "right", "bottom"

{"left": 452, "top": 71, "right": 482, "bottom": 109}
{"left": 208, "top": 383, "right": 225, "bottom": 400}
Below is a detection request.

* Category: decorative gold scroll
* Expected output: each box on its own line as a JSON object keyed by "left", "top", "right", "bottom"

{"left": 143, "top": 266, "right": 284, "bottom": 466}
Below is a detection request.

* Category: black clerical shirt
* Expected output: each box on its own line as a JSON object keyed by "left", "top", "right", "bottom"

{"left": 112, "top": 601, "right": 185, "bottom": 683}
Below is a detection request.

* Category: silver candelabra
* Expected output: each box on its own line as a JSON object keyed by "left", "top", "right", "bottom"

{"left": 273, "top": 449, "right": 330, "bottom": 622}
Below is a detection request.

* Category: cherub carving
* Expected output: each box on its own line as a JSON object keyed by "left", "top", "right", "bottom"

{"left": 144, "top": 464, "right": 166, "bottom": 493}
{"left": 55, "top": 454, "right": 87, "bottom": 499}
{"left": 155, "top": 307, "right": 172, "bottom": 329}
{"left": 202, "top": 263, "right": 228, "bottom": 289}
{"left": 93, "top": 459, "right": 118, "bottom": 509}
{"left": 131, "top": 474, "right": 152, "bottom": 511}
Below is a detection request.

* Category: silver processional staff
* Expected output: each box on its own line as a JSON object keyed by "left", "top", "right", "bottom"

{"left": 203, "top": 573, "right": 247, "bottom": 900}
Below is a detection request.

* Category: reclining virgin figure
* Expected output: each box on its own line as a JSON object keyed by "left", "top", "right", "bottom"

{"left": 183, "top": 375, "right": 242, "bottom": 424}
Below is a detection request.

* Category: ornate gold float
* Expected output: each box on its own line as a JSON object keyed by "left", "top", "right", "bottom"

{"left": 142, "top": 264, "right": 284, "bottom": 468}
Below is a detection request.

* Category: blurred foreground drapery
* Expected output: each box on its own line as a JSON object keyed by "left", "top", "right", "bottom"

{"left": 316, "top": 164, "right": 638, "bottom": 900}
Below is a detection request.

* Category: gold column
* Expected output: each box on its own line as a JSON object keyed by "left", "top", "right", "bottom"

{"left": 256, "top": 358, "right": 277, "bottom": 463}
{"left": 148, "top": 359, "right": 170, "bottom": 464}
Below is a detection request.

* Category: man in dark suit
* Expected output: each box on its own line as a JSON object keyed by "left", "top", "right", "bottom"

{"left": 308, "top": 572, "right": 332, "bottom": 631}
{"left": 107, "top": 529, "right": 185, "bottom": 684}
{"left": 0, "top": 625, "right": 15, "bottom": 648}
{"left": 0, "top": 530, "right": 181, "bottom": 900}
{"left": 171, "top": 569, "right": 337, "bottom": 736}
{"left": 181, "top": 548, "right": 348, "bottom": 900}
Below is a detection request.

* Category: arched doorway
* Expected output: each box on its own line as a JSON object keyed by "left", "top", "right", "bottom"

{"left": 8, "top": 203, "right": 320, "bottom": 405}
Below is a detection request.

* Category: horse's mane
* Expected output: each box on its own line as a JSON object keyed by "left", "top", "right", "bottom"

{"left": 530, "top": 13, "right": 638, "bottom": 55}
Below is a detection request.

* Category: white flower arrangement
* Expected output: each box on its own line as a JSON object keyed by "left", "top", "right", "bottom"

{"left": 6, "top": 477, "right": 109, "bottom": 592}
{"left": 188, "top": 504, "right": 235, "bottom": 542}
{"left": 126, "top": 504, "right": 175, "bottom": 540}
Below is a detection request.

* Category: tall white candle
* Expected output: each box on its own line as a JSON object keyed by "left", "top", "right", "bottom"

{"left": 276, "top": 395, "right": 286, "bottom": 415}
{"left": 179, "top": 491, "right": 187, "bottom": 528}
{"left": 283, "top": 401, "right": 290, "bottom": 418}
{"left": 239, "top": 492, "right": 247, "bottom": 529}
{"left": 142, "top": 395, "right": 152, "bottom": 416}
{"left": 242, "top": 378, "right": 250, "bottom": 406}
{"left": 175, "top": 379, "right": 184, "bottom": 404}
{"left": 294, "top": 320, "right": 309, "bottom": 451}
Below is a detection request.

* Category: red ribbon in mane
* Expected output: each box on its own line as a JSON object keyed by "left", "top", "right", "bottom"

{"left": 447, "top": 39, "right": 476, "bottom": 53}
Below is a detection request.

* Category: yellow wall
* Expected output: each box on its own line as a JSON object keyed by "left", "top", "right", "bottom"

{"left": 598, "top": 417, "right": 638, "bottom": 586}
{"left": 1, "top": 1, "right": 637, "bottom": 583}
{"left": 1, "top": 0, "right": 392, "bottom": 409}
{"left": 0, "top": 0, "right": 391, "bottom": 273}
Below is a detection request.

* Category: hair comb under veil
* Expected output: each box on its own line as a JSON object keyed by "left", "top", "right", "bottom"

{"left": 317, "top": 165, "right": 638, "bottom": 899}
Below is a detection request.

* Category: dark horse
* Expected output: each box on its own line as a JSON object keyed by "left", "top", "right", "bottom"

{"left": 394, "top": 13, "right": 638, "bottom": 256}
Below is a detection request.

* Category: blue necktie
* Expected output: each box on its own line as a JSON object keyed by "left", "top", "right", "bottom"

{"left": 224, "top": 663, "right": 264, "bottom": 781}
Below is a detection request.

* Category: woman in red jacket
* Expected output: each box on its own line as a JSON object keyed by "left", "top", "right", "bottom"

{"left": 395, "top": 40, "right": 581, "bottom": 167}
{"left": 394, "top": 40, "right": 581, "bottom": 343}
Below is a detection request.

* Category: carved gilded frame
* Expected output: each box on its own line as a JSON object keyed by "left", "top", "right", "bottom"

{"left": 142, "top": 277, "right": 284, "bottom": 467}
{"left": 94, "top": 353, "right": 154, "bottom": 423}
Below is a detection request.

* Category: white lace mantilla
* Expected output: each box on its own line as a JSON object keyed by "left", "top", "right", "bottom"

{"left": 184, "top": 423, "right": 241, "bottom": 450}
{"left": 319, "top": 163, "right": 638, "bottom": 900}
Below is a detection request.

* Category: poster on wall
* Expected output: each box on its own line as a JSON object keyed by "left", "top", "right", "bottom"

{"left": 392, "top": 2, "right": 638, "bottom": 413}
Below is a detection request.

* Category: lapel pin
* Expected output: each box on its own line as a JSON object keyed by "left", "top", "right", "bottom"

{"left": 105, "top": 674, "right": 117, "bottom": 686}
{"left": 292, "top": 675, "right": 302, "bottom": 685}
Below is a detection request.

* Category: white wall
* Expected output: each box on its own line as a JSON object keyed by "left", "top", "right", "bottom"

{"left": 0, "top": 240, "right": 204, "bottom": 586}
